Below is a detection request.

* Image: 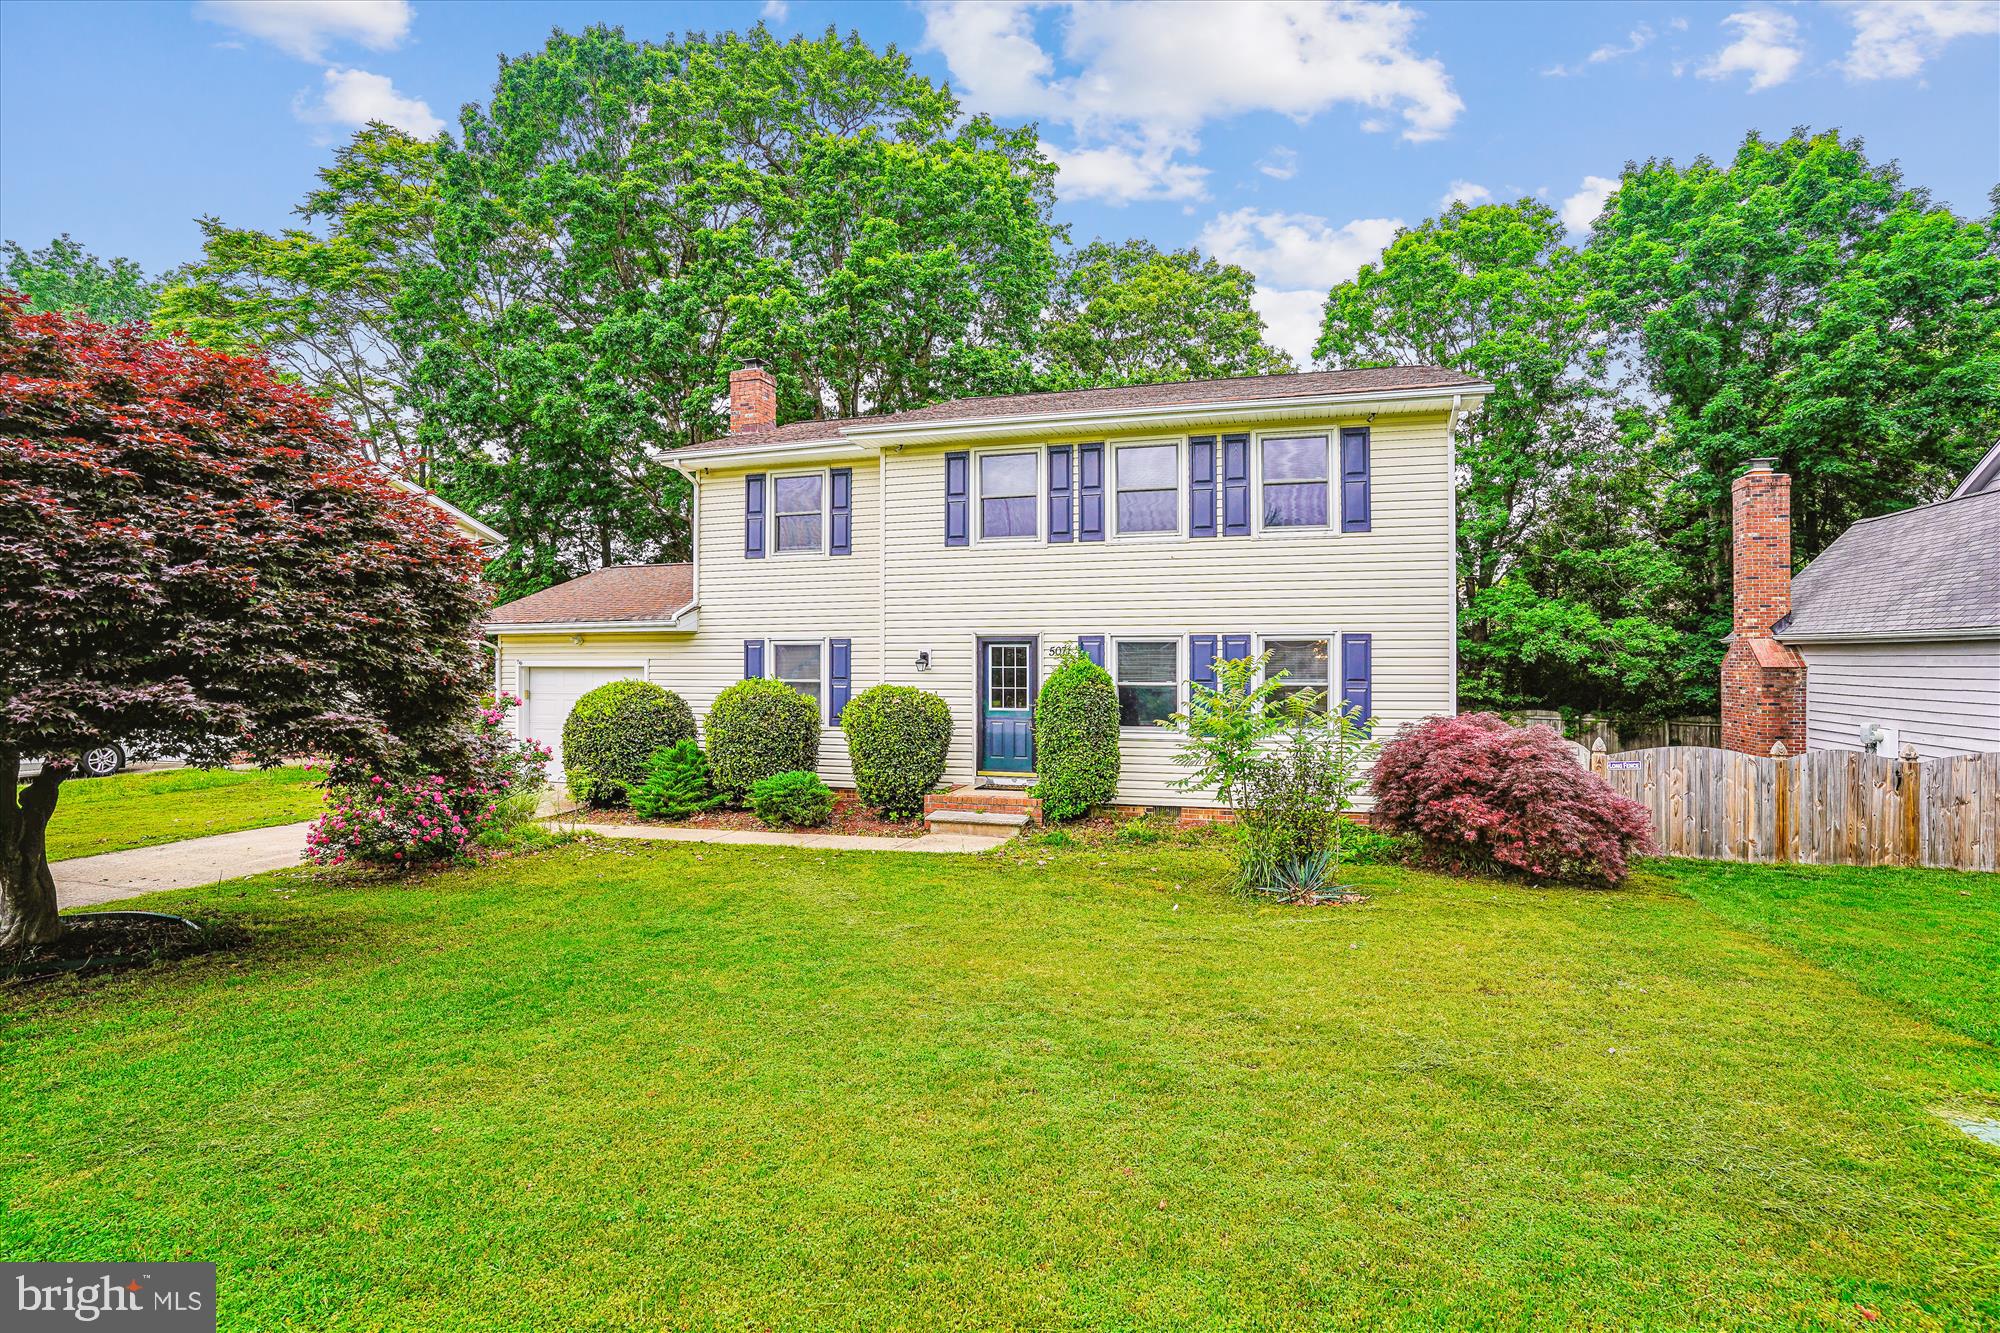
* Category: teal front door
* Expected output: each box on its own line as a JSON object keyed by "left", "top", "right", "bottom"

{"left": 978, "top": 638, "right": 1036, "bottom": 774}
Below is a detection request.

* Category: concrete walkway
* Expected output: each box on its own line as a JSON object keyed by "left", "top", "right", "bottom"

{"left": 563, "top": 822, "right": 1011, "bottom": 854}
{"left": 53, "top": 821, "right": 315, "bottom": 909}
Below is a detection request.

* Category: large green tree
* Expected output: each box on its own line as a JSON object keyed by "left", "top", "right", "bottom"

{"left": 398, "top": 24, "right": 1061, "bottom": 594}
{"left": 1591, "top": 128, "right": 2000, "bottom": 631}
{"left": 155, "top": 126, "right": 439, "bottom": 473}
{"left": 1040, "top": 239, "right": 1293, "bottom": 388}
{"left": 2, "top": 235, "right": 159, "bottom": 325}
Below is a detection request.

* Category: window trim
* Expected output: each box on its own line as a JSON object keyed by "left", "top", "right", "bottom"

{"left": 1256, "top": 631, "right": 1335, "bottom": 714}
{"left": 1250, "top": 430, "right": 1337, "bottom": 536}
{"left": 769, "top": 468, "right": 830, "bottom": 558}
{"left": 1110, "top": 437, "right": 1185, "bottom": 540}
{"left": 972, "top": 446, "right": 1043, "bottom": 545}
{"left": 1111, "top": 634, "right": 1182, "bottom": 731}
{"left": 769, "top": 638, "right": 829, "bottom": 720}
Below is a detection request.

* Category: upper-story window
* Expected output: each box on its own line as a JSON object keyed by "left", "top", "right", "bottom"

{"left": 979, "top": 451, "right": 1039, "bottom": 540}
{"left": 1260, "top": 435, "right": 1330, "bottom": 528}
{"left": 774, "top": 473, "right": 824, "bottom": 554}
{"left": 1115, "top": 442, "right": 1178, "bottom": 535}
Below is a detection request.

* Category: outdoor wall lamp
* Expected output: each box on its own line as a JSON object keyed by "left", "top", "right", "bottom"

{"left": 915, "top": 650, "right": 931, "bottom": 672}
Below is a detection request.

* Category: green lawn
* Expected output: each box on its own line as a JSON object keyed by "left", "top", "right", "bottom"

{"left": 4, "top": 838, "right": 1996, "bottom": 1330}
{"left": 36, "top": 765, "right": 323, "bottom": 861}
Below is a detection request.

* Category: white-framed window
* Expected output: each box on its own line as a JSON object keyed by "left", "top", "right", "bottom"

{"left": 1114, "top": 638, "right": 1179, "bottom": 728}
{"left": 1114, "top": 440, "right": 1180, "bottom": 536}
{"left": 1262, "top": 635, "right": 1330, "bottom": 714}
{"left": 1258, "top": 434, "right": 1331, "bottom": 530}
{"left": 772, "top": 641, "right": 824, "bottom": 708}
{"left": 977, "top": 449, "right": 1040, "bottom": 541}
{"left": 772, "top": 471, "right": 826, "bottom": 554}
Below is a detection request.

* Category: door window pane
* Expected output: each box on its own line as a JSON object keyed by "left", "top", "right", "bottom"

{"left": 1116, "top": 443, "right": 1177, "bottom": 534}
{"left": 1115, "top": 639, "right": 1178, "bottom": 726}
{"left": 1264, "top": 637, "right": 1329, "bottom": 713}
{"left": 980, "top": 452, "right": 1038, "bottom": 539}
{"left": 1261, "top": 436, "right": 1329, "bottom": 528}
{"left": 987, "top": 643, "right": 1030, "bottom": 710}
{"left": 775, "top": 642, "right": 823, "bottom": 707}
{"left": 775, "top": 474, "right": 824, "bottom": 552}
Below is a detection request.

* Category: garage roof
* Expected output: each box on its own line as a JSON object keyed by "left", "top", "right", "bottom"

{"left": 485, "top": 564, "right": 693, "bottom": 628}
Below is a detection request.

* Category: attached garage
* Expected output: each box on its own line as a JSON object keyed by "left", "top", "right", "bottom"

{"left": 520, "top": 664, "right": 642, "bottom": 773}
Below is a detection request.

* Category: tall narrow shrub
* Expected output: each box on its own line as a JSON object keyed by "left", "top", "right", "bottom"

{"left": 1031, "top": 644, "right": 1119, "bottom": 821}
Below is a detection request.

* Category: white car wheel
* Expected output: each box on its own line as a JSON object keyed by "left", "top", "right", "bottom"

{"left": 81, "top": 745, "right": 125, "bottom": 778}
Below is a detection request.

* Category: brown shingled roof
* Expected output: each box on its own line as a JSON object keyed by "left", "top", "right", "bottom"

{"left": 486, "top": 564, "right": 693, "bottom": 627}
{"left": 682, "top": 366, "right": 1485, "bottom": 453}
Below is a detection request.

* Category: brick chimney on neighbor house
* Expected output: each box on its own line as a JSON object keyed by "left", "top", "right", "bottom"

{"left": 729, "top": 364, "right": 777, "bottom": 434}
{"left": 1721, "top": 458, "right": 1807, "bottom": 755}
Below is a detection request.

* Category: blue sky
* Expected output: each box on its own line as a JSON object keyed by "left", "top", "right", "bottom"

{"left": 3, "top": 0, "right": 1995, "bottom": 361}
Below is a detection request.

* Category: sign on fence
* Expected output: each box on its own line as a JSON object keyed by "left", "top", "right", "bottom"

{"left": 1580, "top": 743, "right": 1999, "bottom": 872}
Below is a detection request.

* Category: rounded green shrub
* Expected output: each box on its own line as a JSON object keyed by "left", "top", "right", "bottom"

{"left": 749, "top": 770, "right": 834, "bottom": 828}
{"left": 561, "top": 680, "right": 696, "bottom": 806}
{"left": 1030, "top": 644, "right": 1120, "bottom": 821}
{"left": 705, "top": 678, "right": 820, "bottom": 800}
{"left": 841, "top": 684, "right": 953, "bottom": 816}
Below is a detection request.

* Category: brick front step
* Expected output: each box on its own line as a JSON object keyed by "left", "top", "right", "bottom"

{"left": 924, "top": 785, "right": 1043, "bottom": 824}
{"left": 923, "top": 809, "right": 1031, "bottom": 838}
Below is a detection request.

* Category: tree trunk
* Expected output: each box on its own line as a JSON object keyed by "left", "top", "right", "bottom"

{"left": 0, "top": 750, "right": 64, "bottom": 952}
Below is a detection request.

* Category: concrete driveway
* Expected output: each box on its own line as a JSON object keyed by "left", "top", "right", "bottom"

{"left": 53, "top": 822, "right": 314, "bottom": 909}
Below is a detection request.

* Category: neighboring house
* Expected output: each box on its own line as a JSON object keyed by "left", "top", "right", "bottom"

{"left": 1722, "top": 452, "right": 2000, "bottom": 759}
{"left": 386, "top": 473, "right": 506, "bottom": 549}
{"left": 485, "top": 365, "right": 1491, "bottom": 808}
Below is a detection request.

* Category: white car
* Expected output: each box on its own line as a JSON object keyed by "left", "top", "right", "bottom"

{"left": 18, "top": 743, "right": 140, "bottom": 780}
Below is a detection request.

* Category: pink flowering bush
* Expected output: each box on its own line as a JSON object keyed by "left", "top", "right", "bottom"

{"left": 306, "top": 693, "right": 550, "bottom": 870}
{"left": 1370, "top": 712, "right": 1653, "bottom": 887}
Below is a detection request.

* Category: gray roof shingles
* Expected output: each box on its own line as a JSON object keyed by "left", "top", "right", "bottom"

{"left": 1781, "top": 489, "right": 2000, "bottom": 640}
{"left": 680, "top": 366, "right": 1486, "bottom": 453}
{"left": 486, "top": 564, "right": 693, "bottom": 627}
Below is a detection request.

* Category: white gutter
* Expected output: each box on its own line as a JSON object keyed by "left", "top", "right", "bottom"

{"left": 675, "top": 438, "right": 873, "bottom": 468}
{"left": 1779, "top": 626, "right": 2000, "bottom": 645}
{"left": 485, "top": 616, "right": 697, "bottom": 635}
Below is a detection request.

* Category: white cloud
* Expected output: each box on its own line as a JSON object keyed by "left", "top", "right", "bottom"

{"left": 1257, "top": 146, "right": 1299, "bottom": 181}
{"left": 1839, "top": 0, "right": 2000, "bottom": 80}
{"left": 760, "top": 0, "right": 791, "bottom": 23}
{"left": 922, "top": 1, "right": 1463, "bottom": 204}
{"left": 1698, "top": 10, "right": 1805, "bottom": 91}
{"left": 1047, "top": 139, "right": 1208, "bottom": 203}
{"left": 196, "top": 0, "right": 412, "bottom": 62}
{"left": 1440, "top": 179, "right": 1492, "bottom": 209}
{"left": 1560, "top": 174, "right": 1619, "bottom": 236}
{"left": 1199, "top": 208, "right": 1403, "bottom": 363}
{"left": 294, "top": 66, "right": 444, "bottom": 139}
{"left": 1544, "top": 22, "right": 1656, "bottom": 76}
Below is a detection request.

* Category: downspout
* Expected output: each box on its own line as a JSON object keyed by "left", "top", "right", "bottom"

{"left": 878, "top": 448, "right": 889, "bottom": 689}
{"left": 1445, "top": 392, "right": 1463, "bottom": 716}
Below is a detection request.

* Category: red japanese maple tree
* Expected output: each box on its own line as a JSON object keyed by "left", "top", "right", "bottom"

{"left": 0, "top": 294, "right": 490, "bottom": 948}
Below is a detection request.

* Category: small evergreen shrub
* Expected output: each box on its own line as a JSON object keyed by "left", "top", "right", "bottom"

{"left": 629, "top": 741, "right": 727, "bottom": 820}
{"left": 1370, "top": 712, "right": 1653, "bottom": 887}
{"left": 749, "top": 770, "right": 834, "bottom": 827}
{"left": 1030, "top": 643, "right": 1120, "bottom": 821}
{"left": 706, "top": 679, "right": 821, "bottom": 801}
{"left": 561, "top": 680, "right": 696, "bottom": 806}
{"left": 842, "top": 684, "right": 953, "bottom": 815}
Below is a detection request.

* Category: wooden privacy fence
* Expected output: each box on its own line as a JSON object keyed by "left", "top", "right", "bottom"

{"left": 1580, "top": 743, "right": 2000, "bottom": 872}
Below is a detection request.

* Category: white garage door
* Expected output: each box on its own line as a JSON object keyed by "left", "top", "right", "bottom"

{"left": 522, "top": 665, "right": 643, "bottom": 778}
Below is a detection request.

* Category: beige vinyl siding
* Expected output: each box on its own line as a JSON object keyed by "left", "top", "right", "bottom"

{"left": 1801, "top": 640, "right": 2000, "bottom": 758}
{"left": 497, "top": 460, "right": 883, "bottom": 789}
{"left": 879, "top": 411, "right": 1457, "bottom": 806}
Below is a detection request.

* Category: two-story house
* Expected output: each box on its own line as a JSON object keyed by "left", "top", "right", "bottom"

{"left": 485, "top": 364, "right": 1490, "bottom": 812}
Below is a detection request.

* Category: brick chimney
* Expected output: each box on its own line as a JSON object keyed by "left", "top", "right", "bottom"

{"left": 728, "top": 364, "right": 777, "bottom": 434}
{"left": 1721, "top": 458, "right": 1806, "bottom": 755}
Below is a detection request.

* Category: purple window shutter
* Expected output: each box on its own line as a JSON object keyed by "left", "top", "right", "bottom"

{"left": 1077, "top": 442, "right": 1105, "bottom": 542}
{"left": 1078, "top": 635, "right": 1105, "bottom": 668}
{"left": 944, "top": 452, "right": 970, "bottom": 547}
{"left": 1341, "top": 633, "right": 1372, "bottom": 731}
{"left": 745, "top": 474, "right": 766, "bottom": 559}
{"left": 1221, "top": 435, "right": 1250, "bottom": 536}
{"left": 1048, "top": 444, "right": 1074, "bottom": 543}
{"left": 1221, "top": 634, "right": 1251, "bottom": 665}
{"left": 829, "top": 638, "right": 852, "bottom": 724}
{"left": 1189, "top": 436, "right": 1217, "bottom": 538}
{"left": 744, "top": 639, "right": 765, "bottom": 679}
{"left": 1190, "top": 634, "right": 1218, "bottom": 692}
{"left": 829, "top": 467, "right": 852, "bottom": 555}
{"left": 1341, "top": 427, "right": 1371, "bottom": 532}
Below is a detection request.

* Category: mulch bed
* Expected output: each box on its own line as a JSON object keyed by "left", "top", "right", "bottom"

{"left": 579, "top": 789, "right": 927, "bottom": 839}
{"left": 3, "top": 912, "right": 246, "bottom": 985}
